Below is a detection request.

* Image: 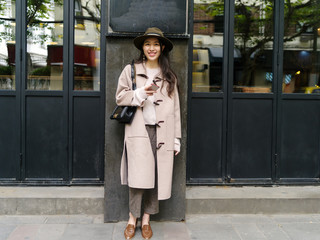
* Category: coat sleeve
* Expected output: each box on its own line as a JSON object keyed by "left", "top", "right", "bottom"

{"left": 115, "top": 64, "right": 138, "bottom": 106}
{"left": 174, "top": 81, "right": 182, "bottom": 139}
{"left": 132, "top": 87, "right": 148, "bottom": 106}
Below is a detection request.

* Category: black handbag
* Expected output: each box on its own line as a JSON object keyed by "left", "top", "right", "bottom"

{"left": 110, "top": 61, "right": 137, "bottom": 124}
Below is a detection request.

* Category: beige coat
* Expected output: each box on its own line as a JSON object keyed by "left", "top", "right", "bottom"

{"left": 115, "top": 62, "right": 181, "bottom": 200}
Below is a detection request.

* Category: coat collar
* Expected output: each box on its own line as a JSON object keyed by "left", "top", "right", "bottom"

{"left": 135, "top": 62, "right": 163, "bottom": 82}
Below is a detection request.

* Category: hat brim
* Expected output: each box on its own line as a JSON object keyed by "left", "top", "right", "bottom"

{"left": 133, "top": 34, "right": 173, "bottom": 52}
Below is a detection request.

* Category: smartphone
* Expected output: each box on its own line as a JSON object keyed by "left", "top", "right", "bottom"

{"left": 150, "top": 83, "right": 159, "bottom": 91}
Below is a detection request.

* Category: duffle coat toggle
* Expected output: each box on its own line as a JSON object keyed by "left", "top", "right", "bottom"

{"left": 115, "top": 62, "right": 181, "bottom": 200}
{"left": 153, "top": 99, "right": 162, "bottom": 106}
{"left": 156, "top": 120, "right": 164, "bottom": 128}
{"left": 157, "top": 142, "right": 165, "bottom": 149}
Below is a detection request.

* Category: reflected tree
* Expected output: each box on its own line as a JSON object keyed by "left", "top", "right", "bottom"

{"left": 80, "top": 0, "right": 101, "bottom": 33}
{"left": 27, "top": 0, "right": 63, "bottom": 25}
{"left": 0, "top": 0, "right": 101, "bottom": 43}
{"left": 0, "top": 0, "right": 63, "bottom": 44}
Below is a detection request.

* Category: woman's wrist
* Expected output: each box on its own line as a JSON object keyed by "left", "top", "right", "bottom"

{"left": 174, "top": 138, "right": 181, "bottom": 153}
{"left": 132, "top": 87, "right": 148, "bottom": 106}
{"left": 136, "top": 87, "right": 148, "bottom": 99}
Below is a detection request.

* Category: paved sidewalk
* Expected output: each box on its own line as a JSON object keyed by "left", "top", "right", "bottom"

{"left": 1, "top": 214, "right": 320, "bottom": 240}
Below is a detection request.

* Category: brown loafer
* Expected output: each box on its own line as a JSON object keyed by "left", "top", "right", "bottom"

{"left": 141, "top": 223, "right": 153, "bottom": 239}
{"left": 124, "top": 223, "right": 136, "bottom": 239}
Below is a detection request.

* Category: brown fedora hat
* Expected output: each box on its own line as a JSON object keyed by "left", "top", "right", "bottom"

{"left": 133, "top": 27, "right": 173, "bottom": 52}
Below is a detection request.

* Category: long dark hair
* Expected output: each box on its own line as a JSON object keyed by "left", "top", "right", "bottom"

{"left": 135, "top": 40, "right": 178, "bottom": 97}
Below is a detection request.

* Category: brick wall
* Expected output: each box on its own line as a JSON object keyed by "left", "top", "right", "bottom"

{"left": 194, "top": 6, "right": 215, "bottom": 36}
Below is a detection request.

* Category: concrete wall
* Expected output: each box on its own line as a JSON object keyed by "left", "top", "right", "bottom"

{"left": 104, "top": 37, "right": 188, "bottom": 222}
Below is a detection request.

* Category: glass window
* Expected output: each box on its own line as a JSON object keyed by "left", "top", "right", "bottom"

{"left": 282, "top": 1, "right": 320, "bottom": 94}
{"left": 0, "top": 0, "right": 16, "bottom": 90}
{"left": 193, "top": 0, "right": 224, "bottom": 92}
{"left": 75, "top": 0, "right": 85, "bottom": 30}
{"left": 233, "top": 0, "right": 274, "bottom": 93}
{"left": 27, "top": 0, "right": 64, "bottom": 91}
{"left": 74, "top": 0, "right": 101, "bottom": 91}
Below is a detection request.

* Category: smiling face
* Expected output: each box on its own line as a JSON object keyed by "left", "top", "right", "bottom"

{"left": 142, "top": 37, "right": 165, "bottom": 63}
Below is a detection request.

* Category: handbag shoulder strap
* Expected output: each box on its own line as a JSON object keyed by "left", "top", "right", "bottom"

{"left": 131, "top": 60, "right": 136, "bottom": 90}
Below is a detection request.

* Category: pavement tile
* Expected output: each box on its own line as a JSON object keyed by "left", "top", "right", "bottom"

{"left": 6, "top": 225, "right": 40, "bottom": 240}
{"left": 186, "top": 214, "right": 273, "bottom": 224}
{"left": 162, "top": 222, "right": 190, "bottom": 240}
{"left": 232, "top": 223, "right": 267, "bottom": 240}
{"left": 256, "top": 223, "right": 291, "bottom": 240}
{"left": 185, "top": 214, "right": 224, "bottom": 224}
{"left": 35, "top": 224, "right": 66, "bottom": 240}
{"left": 112, "top": 222, "right": 127, "bottom": 240}
{"left": 270, "top": 214, "right": 316, "bottom": 223}
{"left": 147, "top": 222, "right": 164, "bottom": 240}
{"left": 186, "top": 223, "right": 240, "bottom": 240}
{"left": 113, "top": 221, "right": 190, "bottom": 240}
{"left": 224, "top": 215, "right": 273, "bottom": 224}
{"left": 310, "top": 215, "right": 320, "bottom": 222}
{"left": 2, "top": 214, "right": 320, "bottom": 239}
{"left": 61, "top": 224, "right": 114, "bottom": 240}
{"left": 0, "top": 216, "right": 47, "bottom": 224}
{"left": 0, "top": 225, "right": 17, "bottom": 240}
{"left": 281, "top": 222, "right": 320, "bottom": 240}
{"left": 45, "top": 215, "right": 95, "bottom": 224}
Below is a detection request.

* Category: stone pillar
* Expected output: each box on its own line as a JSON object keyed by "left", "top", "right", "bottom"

{"left": 104, "top": 37, "right": 188, "bottom": 222}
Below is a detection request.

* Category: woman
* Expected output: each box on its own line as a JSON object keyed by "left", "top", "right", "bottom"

{"left": 115, "top": 27, "right": 181, "bottom": 239}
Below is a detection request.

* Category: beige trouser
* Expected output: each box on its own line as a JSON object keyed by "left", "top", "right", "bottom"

{"left": 129, "top": 125, "right": 159, "bottom": 218}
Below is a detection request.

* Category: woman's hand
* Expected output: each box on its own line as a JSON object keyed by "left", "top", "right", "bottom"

{"left": 174, "top": 151, "right": 179, "bottom": 156}
{"left": 144, "top": 84, "right": 157, "bottom": 96}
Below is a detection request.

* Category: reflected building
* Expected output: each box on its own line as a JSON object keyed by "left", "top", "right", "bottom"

{"left": 0, "top": 0, "right": 16, "bottom": 90}
{"left": 25, "top": 0, "right": 101, "bottom": 91}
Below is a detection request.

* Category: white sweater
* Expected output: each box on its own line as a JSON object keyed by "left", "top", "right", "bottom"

{"left": 132, "top": 67, "right": 181, "bottom": 153}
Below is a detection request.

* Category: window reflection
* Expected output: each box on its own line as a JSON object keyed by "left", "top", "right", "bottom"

{"left": 283, "top": 1, "right": 320, "bottom": 94}
{"left": 74, "top": 0, "right": 101, "bottom": 91}
{"left": 0, "top": 1, "right": 16, "bottom": 90}
{"left": 27, "top": 0, "right": 64, "bottom": 91}
{"left": 233, "top": 0, "right": 274, "bottom": 93}
{"left": 193, "top": 0, "right": 224, "bottom": 92}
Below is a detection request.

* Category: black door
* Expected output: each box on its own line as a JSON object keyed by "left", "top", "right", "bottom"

{"left": 277, "top": 0, "right": 320, "bottom": 182}
{"left": 0, "top": 1, "right": 21, "bottom": 181}
{"left": 0, "top": 0, "right": 105, "bottom": 184}
{"left": 188, "top": 0, "right": 320, "bottom": 184}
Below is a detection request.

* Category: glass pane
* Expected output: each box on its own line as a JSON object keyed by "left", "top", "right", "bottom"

{"left": 283, "top": 1, "right": 320, "bottom": 94}
{"left": 27, "top": 0, "right": 64, "bottom": 91}
{"left": 233, "top": 0, "right": 274, "bottom": 93}
{"left": 74, "top": 0, "right": 101, "bottom": 91}
{"left": 0, "top": 1, "right": 16, "bottom": 90}
{"left": 193, "top": 0, "right": 224, "bottom": 92}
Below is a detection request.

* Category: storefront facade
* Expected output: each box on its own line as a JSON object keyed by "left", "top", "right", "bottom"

{"left": 1, "top": 0, "right": 320, "bottom": 220}
{"left": 188, "top": 0, "right": 320, "bottom": 185}
{"left": 0, "top": 0, "right": 105, "bottom": 184}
